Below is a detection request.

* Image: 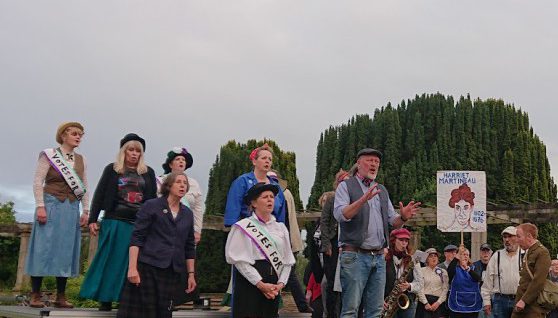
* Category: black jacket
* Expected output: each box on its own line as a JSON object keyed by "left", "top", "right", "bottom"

{"left": 88, "top": 163, "right": 157, "bottom": 224}
{"left": 130, "top": 197, "right": 196, "bottom": 273}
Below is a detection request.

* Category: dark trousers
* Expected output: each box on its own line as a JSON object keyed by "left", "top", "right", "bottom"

{"left": 323, "top": 240, "right": 341, "bottom": 318}
{"left": 287, "top": 268, "right": 310, "bottom": 312}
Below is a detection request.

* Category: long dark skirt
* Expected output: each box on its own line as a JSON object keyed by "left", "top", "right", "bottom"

{"left": 117, "top": 262, "right": 178, "bottom": 318}
{"left": 416, "top": 295, "right": 443, "bottom": 318}
{"left": 233, "top": 260, "right": 279, "bottom": 318}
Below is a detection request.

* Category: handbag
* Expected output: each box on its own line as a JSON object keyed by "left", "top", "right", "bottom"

{"left": 524, "top": 249, "right": 558, "bottom": 311}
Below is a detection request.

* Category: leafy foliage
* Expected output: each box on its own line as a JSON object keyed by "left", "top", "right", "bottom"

{"left": 205, "top": 139, "right": 302, "bottom": 215}
{"left": 308, "top": 93, "right": 556, "bottom": 209}
{"left": 0, "top": 201, "right": 16, "bottom": 224}
{"left": 0, "top": 201, "right": 18, "bottom": 289}
{"left": 308, "top": 93, "right": 558, "bottom": 254}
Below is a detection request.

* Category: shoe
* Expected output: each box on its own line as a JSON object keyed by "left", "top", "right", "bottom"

{"left": 99, "top": 302, "right": 112, "bottom": 311}
{"left": 29, "top": 292, "right": 45, "bottom": 308}
{"left": 300, "top": 306, "right": 314, "bottom": 313}
{"left": 53, "top": 293, "right": 73, "bottom": 308}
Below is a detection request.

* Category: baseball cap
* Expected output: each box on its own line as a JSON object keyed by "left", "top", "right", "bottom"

{"left": 501, "top": 226, "right": 517, "bottom": 236}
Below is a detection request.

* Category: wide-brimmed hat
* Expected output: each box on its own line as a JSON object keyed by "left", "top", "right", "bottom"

{"left": 243, "top": 183, "right": 279, "bottom": 205}
{"left": 120, "top": 133, "right": 146, "bottom": 151}
{"left": 390, "top": 228, "right": 411, "bottom": 239}
{"left": 424, "top": 248, "right": 440, "bottom": 256}
{"left": 162, "top": 147, "right": 193, "bottom": 173}
{"left": 356, "top": 148, "right": 383, "bottom": 160}
{"left": 56, "top": 122, "right": 84, "bottom": 144}
{"left": 502, "top": 226, "right": 517, "bottom": 236}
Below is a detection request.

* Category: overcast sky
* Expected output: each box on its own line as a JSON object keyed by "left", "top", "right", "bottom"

{"left": 1, "top": 1, "right": 557, "bottom": 222}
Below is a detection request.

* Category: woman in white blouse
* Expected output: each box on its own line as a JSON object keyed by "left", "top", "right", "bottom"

{"left": 416, "top": 248, "right": 449, "bottom": 318}
{"left": 225, "top": 183, "right": 296, "bottom": 318}
{"left": 26, "top": 122, "right": 89, "bottom": 308}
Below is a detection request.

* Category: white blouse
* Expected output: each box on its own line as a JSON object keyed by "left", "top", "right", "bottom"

{"left": 225, "top": 213, "right": 296, "bottom": 286}
{"left": 184, "top": 176, "right": 204, "bottom": 234}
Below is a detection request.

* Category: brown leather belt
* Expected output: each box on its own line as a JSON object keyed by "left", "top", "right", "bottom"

{"left": 342, "top": 245, "right": 383, "bottom": 254}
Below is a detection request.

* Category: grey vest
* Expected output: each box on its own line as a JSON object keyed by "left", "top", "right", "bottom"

{"left": 338, "top": 176, "right": 390, "bottom": 249}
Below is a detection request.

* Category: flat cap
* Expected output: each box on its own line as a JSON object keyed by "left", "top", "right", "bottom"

{"left": 444, "top": 244, "right": 458, "bottom": 252}
{"left": 480, "top": 243, "right": 492, "bottom": 251}
{"left": 356, "top": 148, "right": 383, "bottom": 160}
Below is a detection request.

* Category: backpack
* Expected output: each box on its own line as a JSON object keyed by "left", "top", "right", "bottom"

{"left": 524, "top": 250, "right": 558, "bottom": 311}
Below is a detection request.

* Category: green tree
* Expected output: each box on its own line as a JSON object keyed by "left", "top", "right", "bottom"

{"left": 205, "top": 139, "right": 302, "bottom": 215}
{"left": 0, "top": 201, "right": 18, "bottom": 288}
{"left": 307, "top": 93, "right": 557, "bottom": 251}
{"left": 0, "top": 201, "right": 16, "bottom": 224}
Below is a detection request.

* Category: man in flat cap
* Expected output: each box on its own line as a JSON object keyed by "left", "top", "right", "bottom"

{"left": 333, "top": 148, "right": 421, "bottom": 317}
{"left": 438, "top": 245, "right": 458, "bottom": 270}
{"left": 473, "top": 244, "right": 494, "bottom": 318}
{"left": 481, "top": 226, "right": 523, "bottom": 318}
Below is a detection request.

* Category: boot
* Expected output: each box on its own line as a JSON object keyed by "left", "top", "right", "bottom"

{"left": 99, "top": 301, "right": 112, "bottom": 311}
{"left": 53, "top": 293, "right": 73, "bottom": 308}
{"left": 29, "top": 292, "right": 45, "bottom": 308}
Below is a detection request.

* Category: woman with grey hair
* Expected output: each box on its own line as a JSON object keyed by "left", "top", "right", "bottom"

{"left": 117, "top": 172, "right": 196, "bottom": 318}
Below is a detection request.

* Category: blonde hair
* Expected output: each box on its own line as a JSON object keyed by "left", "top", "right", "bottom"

{"left": 113, "top": 140, "right": 148, "bottom": 174}
{"left": 255, "top": 145, "right": 274, "bottom": 159}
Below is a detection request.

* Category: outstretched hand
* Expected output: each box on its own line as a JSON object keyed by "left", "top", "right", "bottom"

{"left": 361, "top": 183, "right": 381, "bottom": 202}
{"left": 399, "top": 201, "right": 421, "bottom": 221}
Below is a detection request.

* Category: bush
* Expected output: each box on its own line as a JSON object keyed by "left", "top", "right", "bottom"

{"left": 0, "top": 237, "right": 19, "bottom": 289}
{"left": 196, "top": 230, "right": 229, "bottom": 293}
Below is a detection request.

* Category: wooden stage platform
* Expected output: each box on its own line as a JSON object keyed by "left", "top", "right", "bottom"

{"left": 0, "top": 306, "right": 311, "bottom": 317}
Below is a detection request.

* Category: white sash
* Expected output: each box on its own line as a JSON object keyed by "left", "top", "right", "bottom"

{"left": 235, "top": 216, "right": 284, "bottom": 276}
{"left": 42, "top": 148, "right": 86, "bottom": 201}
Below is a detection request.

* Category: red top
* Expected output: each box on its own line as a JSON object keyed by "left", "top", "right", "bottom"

{"left": 306, "top": 273, "right": 322, "bottom": 301}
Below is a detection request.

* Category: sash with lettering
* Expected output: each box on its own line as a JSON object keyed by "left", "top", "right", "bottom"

{"left": 235, "top": 216, "right": 284, "bottom": 276}
{"left": 42, "top": 148, "right": 86, "bottom": 201}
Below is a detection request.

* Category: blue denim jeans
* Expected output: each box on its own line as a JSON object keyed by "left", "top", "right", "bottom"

{"left": 340, "top": 251, "right": 386, "bottom": 318}
{"left": 491, "top": 294, "right": 514, "bottom": 318}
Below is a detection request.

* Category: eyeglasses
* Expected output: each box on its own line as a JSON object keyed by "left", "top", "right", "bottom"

{"left": 66, "top": 129, "right": 84, "bottom": 137}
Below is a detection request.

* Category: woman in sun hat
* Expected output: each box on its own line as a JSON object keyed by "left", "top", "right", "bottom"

{"left": 25, "top": 122, "right": 89, "bottom": 308}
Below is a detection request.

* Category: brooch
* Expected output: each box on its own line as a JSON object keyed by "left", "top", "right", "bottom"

{"left": 163, "top": 209, "right": 168, "bottom": 214}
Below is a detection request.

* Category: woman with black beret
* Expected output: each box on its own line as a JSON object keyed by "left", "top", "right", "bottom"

{"left": 79, "top": 133, "right": 157, "bottom": 311}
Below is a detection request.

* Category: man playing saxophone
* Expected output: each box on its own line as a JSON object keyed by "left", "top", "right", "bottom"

{"left": 383, "top": 228, "right": 424, "bottom": 318}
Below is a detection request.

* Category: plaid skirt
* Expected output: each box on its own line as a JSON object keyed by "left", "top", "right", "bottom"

{"left": 117, "top": 262, "right": 178, "bottom": 318}
{"left": 233, "top": 260, "right": 279, "bottom": 318}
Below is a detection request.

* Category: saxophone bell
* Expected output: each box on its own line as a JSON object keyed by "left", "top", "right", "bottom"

{"left": 397, "top": 293, "right": 410, "bottom": 310}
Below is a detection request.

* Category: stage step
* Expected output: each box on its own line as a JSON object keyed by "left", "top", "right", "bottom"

{"left": 0, "top": 306, "right": 311, "bottom": 317}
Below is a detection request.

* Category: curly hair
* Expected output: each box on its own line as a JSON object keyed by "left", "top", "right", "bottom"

{"left": 448, "top": 183, "right": 475, "bottom": 208}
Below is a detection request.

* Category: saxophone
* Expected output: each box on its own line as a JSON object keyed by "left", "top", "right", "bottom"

{"left": 381, "top": 255, "right": 416, "bottom": 318}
